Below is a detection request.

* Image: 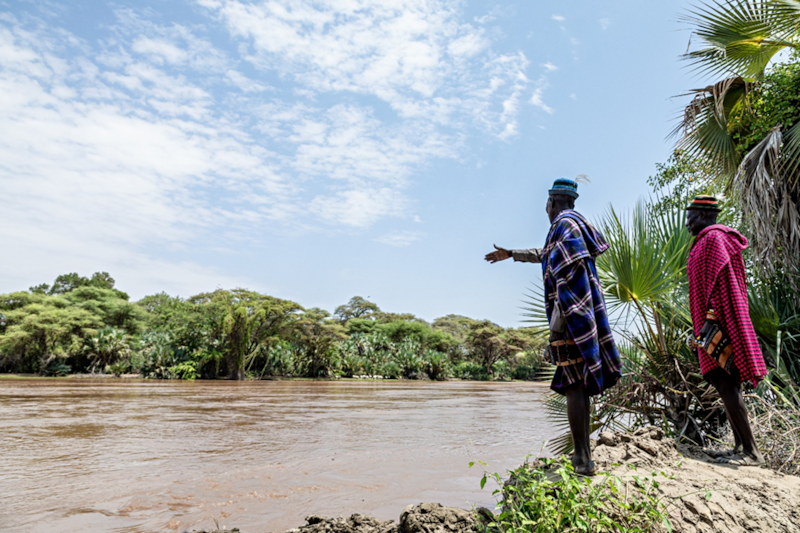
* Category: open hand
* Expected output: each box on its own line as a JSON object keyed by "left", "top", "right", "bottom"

{"left": 485, "top": 244, "right": 511, "bottom": 263}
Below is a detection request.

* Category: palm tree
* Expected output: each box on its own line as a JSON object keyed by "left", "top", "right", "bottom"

{"left": 84, "top": 326, "right": 130, "bottom": 371}
{"left": 675, "top": 0, "right": 800, "bottom": 279}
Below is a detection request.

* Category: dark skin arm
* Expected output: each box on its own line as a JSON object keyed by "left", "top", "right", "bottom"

{"left": 484, "top": 196, "right": 567, "bottom": 263}
{"left": 484, "top": 244, "right": 512, "bottom": 263}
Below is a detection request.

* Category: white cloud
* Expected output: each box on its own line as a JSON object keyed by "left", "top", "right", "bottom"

{"left": 0, "top": 14, "right": 284, "bottom": 295}
{"left": 600, "top": 18, "right": 611, "bottom": 30}
{"left": 376, "top": 231, "right": 422, "bottom": 247}
{"left": 541, "top": 61, "right": 558, "bottom": 72}
{"left": 311, "top": 188, "right": 407, "bottom": 227}
{"left": 0, "top": 2, "right": 541, "bottom": 293}
{"left": 552, "top": 15, "right": 565, "bottom": 22}
{"left": 202, "top": 0, "right": 527, "bottom": 134}
{"left": 225, "top": 69, "right": 269, "bottom": 92}
{"left": 530, "top": 87, "right": 553, "bottom": 114}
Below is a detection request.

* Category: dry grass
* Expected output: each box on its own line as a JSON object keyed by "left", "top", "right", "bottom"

{"left": 746, "top": 390, "right": 800, "bottom": 475}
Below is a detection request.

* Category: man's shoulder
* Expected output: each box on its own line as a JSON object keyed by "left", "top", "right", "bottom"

{"left": 553, "top": 210, "right": 586, "bottom": 231}
{"left": 695, "top": 224, "right": 745, "bottom": 251}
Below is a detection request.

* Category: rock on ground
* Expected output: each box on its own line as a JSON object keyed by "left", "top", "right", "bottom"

{"left": 283, "top": 428, "right": 800, "bottom": 533}
{"left": 283, "top": 503, "right": 476, "bottom": 533}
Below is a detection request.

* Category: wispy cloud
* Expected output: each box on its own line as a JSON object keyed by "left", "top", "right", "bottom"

{"left": 541, "top": 61, "right": 558, "bottom": 72}
{"left": 0, "top": 1, "right": 540, "bottom": 293}
{"left": 599, "top": 18, "right": 611, "bottom": 30}
{"left": 552, "top": 14, "right": 565, "bottom": 22}
{"left": 530, "top": 87, "right": 554, "bottom": 114}
{"left": 376, "top": 231, "right": 422, "bottom": 247}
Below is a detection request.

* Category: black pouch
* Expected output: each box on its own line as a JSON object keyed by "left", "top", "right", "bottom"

{"left": 697, "top": 309, "right": 734, "bottom": 373}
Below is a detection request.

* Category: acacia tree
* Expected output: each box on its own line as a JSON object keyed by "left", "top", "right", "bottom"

{"left": 292, "top": 308, "right": 347, "bottom": 377}
{"left": 0, "top": 292, "right": 102, "bottom": 373}
{"left": 466, "top": 320, "right": 528, "bottom": 376}
{"left": 189, "top": 289, "right": 302, "bottom": 380}
{"left": 334, "top": 296, "right": 380, "bottom": 322}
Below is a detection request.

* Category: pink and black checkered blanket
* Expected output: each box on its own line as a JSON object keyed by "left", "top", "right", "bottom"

{"left": 687, "top": 225, "right": 767, "bottom": 386}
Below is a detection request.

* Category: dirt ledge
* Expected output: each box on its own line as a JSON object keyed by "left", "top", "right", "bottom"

{"left": 282, "top": 428, "right": 800, "bottom": 533}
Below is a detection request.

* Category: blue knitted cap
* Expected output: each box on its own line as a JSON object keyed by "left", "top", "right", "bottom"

{"left": 548, "top": 178, "right": 579, "bottom": 199}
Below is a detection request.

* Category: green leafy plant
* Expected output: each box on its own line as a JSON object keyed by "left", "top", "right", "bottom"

{"left": 474, "top": 458, "right": 673, "bottom": 533}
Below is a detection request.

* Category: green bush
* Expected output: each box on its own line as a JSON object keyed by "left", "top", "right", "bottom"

{"left": 107, "top": 360, "right": 130, "bottom": 377}
{"left": 425, "top": 350, "right": 450, "bottom": 381}
{"left": 476, "top": 458, "right": 673, "bottom": 533}
{"left": 168, "top": 361, "right": 199, "bottom": 380}
{"left": 491, "top": 360, "right": 511, "bottom": 381}
{"left": 453, "top": 361, "right": 490, "bottom": 381}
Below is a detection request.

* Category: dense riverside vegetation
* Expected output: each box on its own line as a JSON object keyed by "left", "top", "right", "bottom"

{"left": 0, "top": 275, "right": 548, "bottom": 381}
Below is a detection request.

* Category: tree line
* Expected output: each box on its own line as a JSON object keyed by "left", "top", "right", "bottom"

{"left": 0, "top": 274, "right": 547, "bottom": 381}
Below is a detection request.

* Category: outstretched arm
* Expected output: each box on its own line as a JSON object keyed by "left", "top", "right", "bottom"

{"left": 485, "top": 245, "right": 544, "bottom": 264}
{"left": 511, "top": 248, "right": 544, "bottom": 263}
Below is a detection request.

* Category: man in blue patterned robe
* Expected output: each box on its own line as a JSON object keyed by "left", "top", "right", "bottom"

{"left": 485, "top": 178, "right": 622, "bottom": 475}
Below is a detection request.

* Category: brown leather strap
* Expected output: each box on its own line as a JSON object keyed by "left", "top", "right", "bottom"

{"left": 555, "top": 357, "right": 584, "bottom": 367}
{"left": 549, "top": 341, "right": 583, "bottom": 366}
{"left": 550, "top": 339, "right": 577, "bottom": 347}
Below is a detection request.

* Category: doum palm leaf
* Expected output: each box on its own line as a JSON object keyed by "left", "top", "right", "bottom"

{"left": 595, "top": 200, "right": 690, "bottom": 317}
{"left": 681, "top": 0, "right": 798, "bottom": 79}
{"left": 674, "top": 77, "right": 751, "bottom": 179}
{"left": 735, "top": 126, "right": 800, "bottom": 278}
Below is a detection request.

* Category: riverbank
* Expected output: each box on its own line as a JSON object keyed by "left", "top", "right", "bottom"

{"left": 0, "top": 373, "right": 530, "bottom": 382}
{"left": 283, "top": 428, "right": 800, "bottom": 533}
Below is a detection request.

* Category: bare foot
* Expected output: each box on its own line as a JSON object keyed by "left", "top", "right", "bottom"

{"left": 716, "top": 453, "right": 765, "bottom": 466}
{"left": 704, "top": 448, "right": 736, "bottom": 458}
{"left": 573, "top": 460, "right": 597, "bottom": 476}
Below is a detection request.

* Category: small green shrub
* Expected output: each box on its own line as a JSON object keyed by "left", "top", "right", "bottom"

{"left": 168, "top": 361, "right": 199, "bottom": 380}
{"left": 381, "top": 361, "right": 401, "bottom": 379}
{"left": 425, "top": 350, "right": 450, "bottom": 381}
{"left": 474, "top": 458, "right": 673, "bottom": 533}
{"left": 43, "top": 360, "right": 71, "bottom": 377}
{"left": 453, "top": 361, "right": 490, "bottom": 380}
{"left": 491, "top": 359, "right": 511, "bottom": 381}
{"left": 107, "top": 360, "right": 130, "bottom": 377}
{"left": 511, "top": 364, "right": 538, "bottom": 380}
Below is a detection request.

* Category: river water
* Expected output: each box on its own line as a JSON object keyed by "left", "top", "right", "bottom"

{"left": 0, "top": 378, "right": 558, "bottom": 532}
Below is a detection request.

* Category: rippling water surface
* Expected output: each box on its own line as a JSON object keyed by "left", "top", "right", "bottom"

{"left": 0, "top": 378, "right": 557, "bottom": 532}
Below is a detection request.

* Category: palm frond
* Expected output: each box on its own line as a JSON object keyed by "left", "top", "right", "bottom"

{"left": 681, "top": 0, "right": 797, "bottom": 79}
{"left": 734, "top": 126, "right": 800, "bottom": 278}
{"left": 673, "top": 77, "right": 751, "bottom": 178}
{"left": 595, "top": 201, "right": 690, "bottom": 317}
{"left": 780, "top": 116, "right": 800, "bottom": 174}
{"left": 520, "top": 283, "right": 549, "bottom": 329}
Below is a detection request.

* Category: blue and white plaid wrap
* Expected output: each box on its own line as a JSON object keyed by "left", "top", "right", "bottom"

{"left": 542, "top": 210, "right": 622, "bottom": 396}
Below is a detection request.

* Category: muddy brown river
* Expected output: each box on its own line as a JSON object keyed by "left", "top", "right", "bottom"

{"left": 0, "top": 378, "right": 558, "bottom": 532}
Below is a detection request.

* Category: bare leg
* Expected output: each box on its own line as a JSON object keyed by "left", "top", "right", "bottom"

{"left": 565, "top": 381, "right": 594, "bottom": 474}
{"left": 711, "top": 373, "right": 763, "bottom": 464}
{"left": 707, "top": 409, "right": 743, "bottom": 457}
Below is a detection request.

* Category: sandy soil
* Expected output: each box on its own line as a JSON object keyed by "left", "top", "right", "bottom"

{"left": 591, "top": 427, "right": 800, "bottom": 532}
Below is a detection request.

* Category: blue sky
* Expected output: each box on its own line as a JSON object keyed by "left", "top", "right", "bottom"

{"left": 0, "top": 0, "right": 697, "bottom": 326}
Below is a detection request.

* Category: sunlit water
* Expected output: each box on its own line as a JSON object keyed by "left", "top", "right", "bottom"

{"left": 0, "top": 379, "right": 558, "bottom": 532}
